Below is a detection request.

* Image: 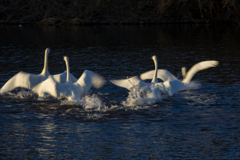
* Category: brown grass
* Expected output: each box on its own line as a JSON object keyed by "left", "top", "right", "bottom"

{"left": 0, "top": 0, "right": 240, "bottom": 25}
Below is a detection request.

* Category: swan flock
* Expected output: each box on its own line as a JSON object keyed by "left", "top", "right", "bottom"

{"left": 0, "top": 48, "right": 219, "bottom": 102}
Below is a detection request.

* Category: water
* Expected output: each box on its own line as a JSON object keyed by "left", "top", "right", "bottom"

{"left": 1, "top": 24, "right": 240, "bottom": 159}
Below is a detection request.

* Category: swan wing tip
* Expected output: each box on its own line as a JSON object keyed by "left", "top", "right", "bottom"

{"left": 204, "top": 60, "right": 219, "bottom": 68}
{"left": 140, "top": 73, "right": 147, "bottom": 80}
{"left": 204, "top": 60, "right": 219, "bottom": 67}
{"left": 213, "top": 60, "right": 219, "bottom": 67}
{"left": 79, "top": 70, "right": 106, "bottom": 89}
{"left": 93, "top": 77, "right": 106, "bottom": 89}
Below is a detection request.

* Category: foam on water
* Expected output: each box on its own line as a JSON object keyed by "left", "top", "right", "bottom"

{"left": 61, "top": 94, "right": 105, "bottom": 110}
{"left": 122, "top": 84, "right": 163, "bottom": 107}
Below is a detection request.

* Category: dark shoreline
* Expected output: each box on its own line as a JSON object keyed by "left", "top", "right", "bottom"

{"left": 1, "top": 0, "right": 240, "bottom": 26}
{"left": 2, "top": 18, "right": 239, "bottom": 26}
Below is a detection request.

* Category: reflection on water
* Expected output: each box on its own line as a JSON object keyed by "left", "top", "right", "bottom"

{"left": 0, "top": 24, "right": 240, "bottom": 159}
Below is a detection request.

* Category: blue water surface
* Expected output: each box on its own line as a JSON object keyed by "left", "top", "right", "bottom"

{"left": 0, "top": 24, "right": 240, "bottom": 159}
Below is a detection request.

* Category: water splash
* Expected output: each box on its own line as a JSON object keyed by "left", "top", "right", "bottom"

{"left": 122, "top": 84, "right": 163, "bottom": 107}
{"left": 60, "top": 93, "right": 108, "bottom": 111}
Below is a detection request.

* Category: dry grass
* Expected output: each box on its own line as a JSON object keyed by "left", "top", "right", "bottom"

{"left": 0, "top": 0, "right": 240, "bottom": 25}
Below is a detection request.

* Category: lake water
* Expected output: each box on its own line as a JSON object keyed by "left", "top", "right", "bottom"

{"left": 0, "top": 24, "right": 240, "bottom": 159}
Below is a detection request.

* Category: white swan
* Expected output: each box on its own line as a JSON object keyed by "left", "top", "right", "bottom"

{"left": 33, "top": 56, "right": 106, "bottom": 100}
{"left": 0, "top": 48, "right": 77, "bottom": 94}
{"left": 110, "top": 55, "right": 165, "bottom": 95}
{"left": 0, "top": 48, "right": 51, "bottom": 93}
{"left": 140, "top": 60, "right": 219, "bottom": 96}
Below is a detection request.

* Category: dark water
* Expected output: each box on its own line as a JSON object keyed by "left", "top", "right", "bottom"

{"left": 1, "top": 24, "right": 240, "bottom": 159}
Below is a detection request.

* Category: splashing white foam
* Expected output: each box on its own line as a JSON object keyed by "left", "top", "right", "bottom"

{"left": 122, "top": 84, "right": 163, "bottom": 107}
{"left": 80, "top": 94, "right": 105, "bottom": 110}
{"left": 60, "top": 94, "right": 108, "bottom": 111}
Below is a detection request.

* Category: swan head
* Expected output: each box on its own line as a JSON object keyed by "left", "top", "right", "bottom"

{"left": 63, "top": 56, "right": 69, "bottom": 61}
{"left": 45, "top": 48, "right": 50, "bottom": 55}
{"left": 152, "top": 55, "right": 157, "bottom": 61}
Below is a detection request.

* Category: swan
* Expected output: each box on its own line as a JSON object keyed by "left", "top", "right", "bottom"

{"left": 0, "top": 48, "right": 77, "bottom": 94}
{"left": 33, "top": 56, "right": 106, "bottom": 100}
{"left": 140, "top": 60, "right": 219, "bottom": 96}
{"left": 0, "top": 48, "right": 51, "bottom": 93}
{"left": 110, "top": 55, "right": 166, "bottom": 96}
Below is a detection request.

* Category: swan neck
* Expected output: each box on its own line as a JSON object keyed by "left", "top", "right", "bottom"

{"left": 182, "top": 70, "right": 193, "bottom": 83}
{"left": 181, "top": 67, "right": 186, "bottom": 79}
{"left": 41, "top": 49, "right": 49, "bottom": 75}
{"left": 151, "top": 58, "right": 158, "bottom": 83}
{"left": 182, "top": 73, "right": 192, "bottom": 83}
{"left": 65, "top": 58, "right": 70, "bottom": 82}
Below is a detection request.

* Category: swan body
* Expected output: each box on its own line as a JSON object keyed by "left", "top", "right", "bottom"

{"left": 33, "top": 56, "right": 106, "bottom": 100}
{"left": 140, "top": 60, "right": 219, "bottom": 96}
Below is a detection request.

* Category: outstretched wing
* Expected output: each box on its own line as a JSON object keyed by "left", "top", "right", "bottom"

{"left": 0, "top": 71, "right": 44, "bottom": 93}
{"left": 163, "top": 80, "right": 187, "bottom": 96}
{"left": 32, "top": 76, "right": 58, "bottom": 98}
{"left": 53, "top": 71, "right": 77, "bottom": 83}
{"left": 75, "top": 70, "right": 106, "bottom": 96}
{"left": 140, "top": 69, "right": 178, "bottom": 82}
{"left": 110, "top": 76, "right": 147, "bottom": 91}
{"left": 182, "top": 60, "right": 219, "bottom": 83}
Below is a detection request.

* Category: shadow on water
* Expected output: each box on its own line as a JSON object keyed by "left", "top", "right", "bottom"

{"left": 1, "top": 24, "right": 240, "bottom": 159}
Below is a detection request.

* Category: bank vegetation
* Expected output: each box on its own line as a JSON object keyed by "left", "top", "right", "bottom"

{"left": 1, "top": 0, "right": 240, "bottom": 25}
